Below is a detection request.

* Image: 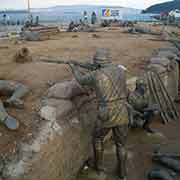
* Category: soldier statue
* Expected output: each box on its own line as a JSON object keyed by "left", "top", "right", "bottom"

{"left": 128, "top": 77, "right": 159, "bottom": 133}
{"left": 91, "top": 12, "right": 97, "bottom": 25}
{"left": 0, "top": 80, "right": 30, "bottom": 130}
{"left": 69, "top": 48, "right": 129, "bottom": 180}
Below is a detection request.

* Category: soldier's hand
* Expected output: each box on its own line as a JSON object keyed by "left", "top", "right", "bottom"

{"left": 153, "top": 110, "right": 159, "bottom": 115}
{"left": 68, "top": 63, "right": 75, "bottom": 69}
{"left": 133, "top": 110, "right": 144, "bottom": 118}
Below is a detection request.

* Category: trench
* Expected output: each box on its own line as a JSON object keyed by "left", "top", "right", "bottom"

{"left": 1, "top": 44, "right": 180, "bottom": 180}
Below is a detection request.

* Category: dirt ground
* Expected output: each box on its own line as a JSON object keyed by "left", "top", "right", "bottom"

{"left": 0, "top": 24, "right": 179, "bottom": 179}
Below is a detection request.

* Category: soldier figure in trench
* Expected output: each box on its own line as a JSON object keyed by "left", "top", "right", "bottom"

{"left": 128, "top": 77, "right": 159, "bottom": 133}
{"left": 69, "top": 48, "right": 129, "bottom": 180}
{"left": 0, "top": 80, "right": 30, "bottom": 130}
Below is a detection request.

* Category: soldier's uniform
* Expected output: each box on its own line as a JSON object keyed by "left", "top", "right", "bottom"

{"left": 128, "top": 78, "right": 157, "bottom": 132}
{"left": 0, "top": 80, "right": 30, "bottom": 130}
{"left": 70, "top": 49, "right": 129, "bottom": 180}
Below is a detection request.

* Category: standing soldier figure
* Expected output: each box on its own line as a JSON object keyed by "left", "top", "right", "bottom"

{"left": 83, "top": 11, "right": 88, "bottom": 24}
{"left": 69, "top": 48, "right": 129, "bottom": 180}
{"left": 91, "top": 12, "right": 97, "bottom": 25}
{"left": 0, "top": 80, "right": 30, "bottom": 130}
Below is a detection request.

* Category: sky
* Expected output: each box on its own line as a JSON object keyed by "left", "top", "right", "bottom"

{"left": 0, "top": 0, "right": 170, "bottom": 10}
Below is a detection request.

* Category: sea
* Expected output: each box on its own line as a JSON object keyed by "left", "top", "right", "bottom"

{"left": 0, "top": 10, "right": 157, "bottom": 25}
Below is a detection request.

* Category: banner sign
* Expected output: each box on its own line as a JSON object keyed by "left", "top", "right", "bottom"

{"left": 102, "top": 8, "right": 122, "bottom": 19}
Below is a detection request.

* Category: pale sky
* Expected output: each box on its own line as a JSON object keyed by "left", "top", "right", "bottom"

{"left": 0, "top": 0, "right": 170, "bottom": 10}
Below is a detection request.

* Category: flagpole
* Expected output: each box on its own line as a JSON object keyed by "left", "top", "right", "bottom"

{"left": 28, "top": 0, "right": 30, "bottom": 14}
{"left": 27, "top": 0, "right": 31, "bottom": 21}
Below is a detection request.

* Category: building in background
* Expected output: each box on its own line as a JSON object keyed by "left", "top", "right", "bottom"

{"left": 0, "top": 10, "right": 28, "bottom": 25}
{"left": 169, "top": 9, "right": 180, "bottom": 26}
{"left": 101, "top": 8, "right": 123, "bottom": 21}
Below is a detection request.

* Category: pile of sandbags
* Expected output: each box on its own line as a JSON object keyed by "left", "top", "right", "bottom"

{"left": 148, "top": 46, "right": 180, "bottom": 100}
{"left": 21, "top": 26, "right": 60, "bottom": 41}
{"left": 67, "top": 21, "right": 95, "bottom": 32}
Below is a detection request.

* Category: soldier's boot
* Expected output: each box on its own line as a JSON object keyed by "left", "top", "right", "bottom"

{"left": 3, "top": 116, "right": 19, "bottom": 130}
{"left": 118, "top": 178, "right": 127, "bottom": 180}
{"left": 90, "top": 139, "right": 107, "bottom": 180}
{"left": 5, "top": 85, "right": 30, "bottom": 109}
{"left": 116, "top": 145, "right": 127, "bottom": 180}
{"left": 143, "top": 122, "right": 157, "bottom": 134}
{"left": 5, "top": 98, "right": 24, "bottom": 109}
{"left": 143, "top": 115, "right": 158, "bottom": 134}
{"left": 94, "top": 139, "right": 106, "bottom": 174}
{"left": 0, "top": 100, "right": 19, "bottom": 130}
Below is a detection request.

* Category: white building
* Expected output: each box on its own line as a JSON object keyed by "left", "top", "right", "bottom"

{"left": 169, "top": 9, "right": 180, "bottom": 26}
{"left": 101, "top": 8, "right": 123, "bottom": 20}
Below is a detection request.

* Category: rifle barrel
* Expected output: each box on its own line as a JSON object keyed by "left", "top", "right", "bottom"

{"left": 39, "top": 59, "right": 68, "bottom": 64}
{"left": 39, "top": 59, "right": 98, "bottom": 71}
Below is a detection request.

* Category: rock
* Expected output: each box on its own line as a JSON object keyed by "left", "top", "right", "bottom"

{"left": 40, "top": 106, "right": 56, "bottom": 121}
{"left": 41, "top": 98, "right": 74, "bottom": 118}
{"left": 47, "top": 80, "right": 84, "bottom": 99}
{"left": 158, "top": 47, "right": 180, "bottom": 57}
{"left": 92, "top": 34, "right": 101, "bottom": 38}
{"left": 150, "top": 57, "right": 170, "bottom": 66}
{"left": 72, "top": 35, "right": 78, "bottom": 38}
{"left": 21, "top": 31, "right": 41, "bottom": 41}
{"left": 148, "top": 57, "right": 170, "bottom": 74}
{"left": 30, "top": 143, "right": 41, "bottom": 153}
{"left": 141, "top": 132, "right": 167, "bottom": 144}
{"left": 13, "top": 47, "right": 32, "bottom": 63}
{"left": 157, "top": 51, "right": 180, "bottom": 61}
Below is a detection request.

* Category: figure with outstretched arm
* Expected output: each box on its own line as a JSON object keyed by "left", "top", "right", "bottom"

{"left": 69, "top": 48, "right": 129, "bottom": 180}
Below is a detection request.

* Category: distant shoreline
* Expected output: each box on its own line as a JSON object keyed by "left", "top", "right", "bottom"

{"left": 0, "top": 5, "right": 157, "bottom": 26}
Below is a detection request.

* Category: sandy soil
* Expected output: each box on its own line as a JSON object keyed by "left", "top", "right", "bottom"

{"left": 0, "top": 25, "right": 178, "bottom": 179}
{"left": 77, "top": 115, "right": 180, "bottom": 180}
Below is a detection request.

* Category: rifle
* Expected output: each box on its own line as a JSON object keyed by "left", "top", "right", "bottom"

{"left": 143, "top": 104, "right": 159, "bottom": 113}
{"left": 39, "top": 58, "right": 100, "bottom": 71}
{"left": 153, "top": 151, "right": 180, "bottom": 159}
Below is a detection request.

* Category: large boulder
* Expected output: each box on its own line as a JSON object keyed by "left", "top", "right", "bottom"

{"left": 41, "top": 98, "right": 74, "bottom": 119}
{"left": 47, "top": 80, "right": 84, "bottom": 99}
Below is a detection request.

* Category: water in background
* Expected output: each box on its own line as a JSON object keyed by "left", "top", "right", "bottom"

{"left": 0, "top": 10, "right": 156, "bottom": 28}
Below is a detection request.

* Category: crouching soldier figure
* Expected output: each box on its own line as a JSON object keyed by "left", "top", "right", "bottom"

{"left": 128, "top": 77, "right": 159, "bottom": 133}
{"left": 0, "top": 80, "right": 30, "bottom": 130}
{"left": 69, "top": 48, "right": 129, "bottom": 180}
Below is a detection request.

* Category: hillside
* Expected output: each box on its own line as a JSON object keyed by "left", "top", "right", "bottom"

{"left": 31, "top": 5, "right": 141, "bottom": 22}
{"left": 32, "top": 5, "right": 141, "bottom": 15}
{"left": 143, "top": 0, "right": 180, "bottom": 13}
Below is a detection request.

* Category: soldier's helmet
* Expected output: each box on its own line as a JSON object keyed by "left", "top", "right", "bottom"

{"left": 136, "top": 77, "right": 147, "bottom": 88}
{"left": 93, "top": 48, "right": 111, "bottom": 65}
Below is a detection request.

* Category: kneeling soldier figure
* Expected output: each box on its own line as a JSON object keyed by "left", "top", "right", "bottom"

{"left": 128, "top": 77, "right": 159, "bottom": 133}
